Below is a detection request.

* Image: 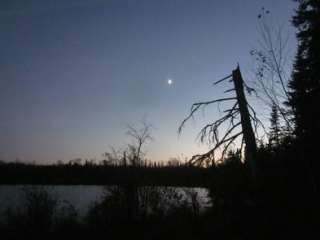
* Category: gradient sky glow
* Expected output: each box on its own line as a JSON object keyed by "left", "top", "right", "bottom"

{"left": 0, "top": 0, "right": 296, "bottom": 163}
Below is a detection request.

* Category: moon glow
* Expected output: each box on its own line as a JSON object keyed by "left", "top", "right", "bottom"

{"left": 167, "top": 79, "right": 173, "bottom": 85}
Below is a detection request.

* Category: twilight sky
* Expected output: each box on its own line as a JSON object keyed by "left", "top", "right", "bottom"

{"left": 0, "top": 0, "right": 296, "bottom": 163}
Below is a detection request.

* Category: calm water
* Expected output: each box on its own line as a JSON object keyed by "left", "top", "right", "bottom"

{"left": 0, "top": 185, "right": 211, "bottom": 219}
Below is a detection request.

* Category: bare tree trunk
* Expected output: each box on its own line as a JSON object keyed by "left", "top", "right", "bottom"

{"left": 232, "top": 66, "right": 258, "bottom": 178}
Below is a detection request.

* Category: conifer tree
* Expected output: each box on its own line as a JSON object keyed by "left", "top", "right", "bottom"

{"left": 269, "top": 104, "right": 281, "bottom": 147}
{"left": 289, "top": 0, "right": 320, "bottom": 144}
{"left": 288, "top": 0, "right": 320, "bottom": 196}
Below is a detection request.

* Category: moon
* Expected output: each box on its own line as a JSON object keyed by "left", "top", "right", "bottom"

{"left": 167, "top": 79, "right": 173, "bottom": 85}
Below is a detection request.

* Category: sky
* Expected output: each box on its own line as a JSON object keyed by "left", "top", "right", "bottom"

{"left": 0, "top": 0, "right": 297, "bottom": 164}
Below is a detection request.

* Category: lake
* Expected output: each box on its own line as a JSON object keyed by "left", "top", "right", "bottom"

{"left": 0, "top": 185, "right": 211, "bottom": 219}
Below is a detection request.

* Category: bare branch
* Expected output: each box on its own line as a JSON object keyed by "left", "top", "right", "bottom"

{"left": 178, "top": 97, "right": 236, "bottom": 134}
{"left": 213, "top": 74, "right": 232, "bottom": 85}
{"left": 251, "top": 11, "right": 294, "bottom": 131}
{"left": 196, "top": 102, "right": 239, "bottom": 144}
{"left": 221, "top": 135, "right": 239, "bottom": 160}
{"left": 247, "top": 103, "right": 266, "bottom": 133}
{"left": 189, "top": 131, "right": 243, "bottom": 165}
{"left": 224, "top": 88, "right": 235, "bottom": 93}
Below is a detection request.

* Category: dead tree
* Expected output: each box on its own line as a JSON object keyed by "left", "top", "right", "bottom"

{"left": 179, "top": 65, "right": 261, "bottom": 178}
{"left": 126, "top": 122, "right": 153, "bottom": 166}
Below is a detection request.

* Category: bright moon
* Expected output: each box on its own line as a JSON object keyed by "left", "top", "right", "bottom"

{"left": 167, "top": 79, "right": 173, "bottom": 85}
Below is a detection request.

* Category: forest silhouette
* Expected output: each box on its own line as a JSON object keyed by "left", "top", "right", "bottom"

{"left": 1, "top": 1, "right": 320, "bottom": 239}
